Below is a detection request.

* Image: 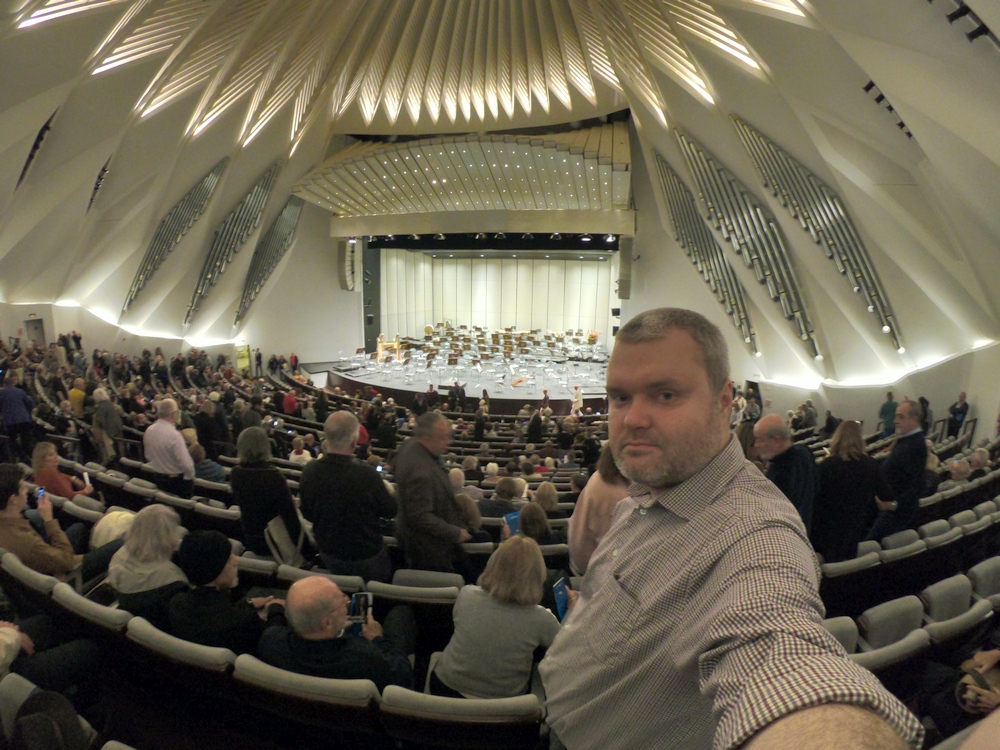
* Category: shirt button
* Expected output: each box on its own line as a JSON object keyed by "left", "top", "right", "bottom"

{"left": 612, "top": 549, "right": 619, "bottom": 557}
{"left": 638, "top": 507, "right": 647, "bottom": 515}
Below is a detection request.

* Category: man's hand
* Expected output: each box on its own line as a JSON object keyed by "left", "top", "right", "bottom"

{"left": 500, "top": 522, "right": 511, "bottom": 541}
{"left": 249, "top": 596, "right": 276, "bottom": 609}
{"left": 80, "top": 484, "right": 94, "bottom": 496}
{"left": 362, "top": 614, "right": 383, "bottom": 641}
{"left": 971, "top": 649, "right": 1000, "bottom": 673}
{"left": 964, "top": 685, "right": 1000, "bottom": 714}
{"left": 566, "top": 589, "right": 580, "bottom": 612}
{"left": 457, "top": 528, "right": 472, "bottom": 544}
{"left": 37, "top": 495, "right": 54, "bottom": 522}
{"left": 18, "top": 633, "right": 34, "bottom": 656}
{"left": 875, "top": 497, "right": 897, "bottom": 512}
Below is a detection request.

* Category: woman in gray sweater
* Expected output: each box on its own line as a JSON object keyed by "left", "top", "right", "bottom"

{"left": 431, "top": 535, "right": 561, "bottom": 698}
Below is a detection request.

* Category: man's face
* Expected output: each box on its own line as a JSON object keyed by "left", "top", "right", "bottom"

{"left": 607, "top": 330, "right": 732, "bottom": 489}
{"left": 752, "top": 427, "right": 782, "bottom": 461}
{"left": 959, "top": 392, "right": 966, "bottom": 402}
{"left": 895, "top": 404, "right": 920, "bottom": 434}
{"left": 217, "top": 554, "right": 240, "bottom": 589}
{"left": 8, "top": 482, "right": 28, "bottom": 514}
{"left": 424, "top": 421, "right": 452, "bottom": 456}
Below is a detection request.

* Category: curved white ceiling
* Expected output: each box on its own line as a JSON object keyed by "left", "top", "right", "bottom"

{"left": 0, "top": 0, "right": 998, "bottom": 386}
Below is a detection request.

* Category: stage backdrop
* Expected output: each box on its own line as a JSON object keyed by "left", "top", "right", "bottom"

{"left": 380, "top": 249, "right": 619, "bottom": 342}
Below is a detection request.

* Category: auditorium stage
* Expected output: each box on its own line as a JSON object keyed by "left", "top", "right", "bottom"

{"left": 303, "top": 335, "right": 608, "bottom": 416}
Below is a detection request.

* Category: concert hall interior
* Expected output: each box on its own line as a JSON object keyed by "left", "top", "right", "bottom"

{"left": 1, "top": 0, "right": 1000, "bottom": 419}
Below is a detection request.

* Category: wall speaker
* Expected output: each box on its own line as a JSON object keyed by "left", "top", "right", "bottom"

{"left": 611, "top": 307, "right": 620, "bottom": 317}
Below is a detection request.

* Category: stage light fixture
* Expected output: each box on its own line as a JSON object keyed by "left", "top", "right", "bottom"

{"left": 551, "top": 232, "right": 562, "bottom": 240}
{"left": 347, "top": 236, "right": 357, "bottom": 245}
{"left": 605, "top": 234, "right": 615, "bottom": 242}
{"left": 474, "top": 232, "right": 485, "bottom": 240}
{"left": 435, "top": 233, "right": 445, "bottom": 240}
{"left": 410, "top": 234, "right": 420, "bottom": 240}
{"left": 882, "top": 325, "right": 891, "bottom": 333}
{"left": 580, "top": 233, "right": 591, "bottom": 242}
{"left": 897, "top": 347, "right": 906, "bottom": 354}
{"left": 495, "top": 232, "right": 506, "bottom": 239}
{"left": 755, "top": 351, "right": 763, "bottom": 358}
{"left": 385, "top": 234, "right": 394, "bottom": 240}
{"left": 522, "top": 232, "right": 533, "bottom": 240}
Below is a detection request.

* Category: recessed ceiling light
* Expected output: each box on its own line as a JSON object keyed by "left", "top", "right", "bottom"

{"left": 435, "top": 233, "right": 445, "bottom": 240}
{"left": 348, "top": 237, "right": 357, "bottom": 245}
{"left": 551, "top": 232, "right": 562, "bottom": 240}
{"left": 581, "top": 234, "right": 591, "bottom": 242}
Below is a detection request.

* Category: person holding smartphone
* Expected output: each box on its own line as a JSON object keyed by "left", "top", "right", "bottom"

{"left": 430, "top": 536, "right": 562, "bottom": 699}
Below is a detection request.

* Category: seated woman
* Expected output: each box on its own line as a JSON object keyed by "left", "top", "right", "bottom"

{"left": 532, "top": 482, "right": 567, "bottom": 519}
{"left": 515, "top": 502, "right": 566, "bottom": 546}
{"left": 454, "top": 494, "right": 493, "bottom": 544}
{"left": 230, "top": 427, "right": 311, "bottom": 557}
{"left": 31, "top": 442, "right": 93, "bottom": 501}
{"left": 108, "top": 505, "right": 188, "bottom": 629}
{"left": 938, "top": 459, "right": 972, "bottom": 493}
{"left": 430, "top": 536, "right": 560, "bottom": 699}
{"left": 287, "top": 436, "right": 314, "bottom": 466}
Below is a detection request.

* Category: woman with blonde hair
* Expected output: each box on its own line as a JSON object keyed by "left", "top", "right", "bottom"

{"left": 454, "top": 493, "right": 492, "bottom": 543}
{"left": 516, "top": 502, "right": 565, "bottom": 546}
{"left": 108, "top": 505, "right": 188, "bottom": 628}
{"left": 31, "top": 442, "right": 93, "bottom": 501}
{"left": 532, "top": 481, "right": 566, "bottom": 519}
{"left": 430, "top": 535, "right": 560, "bottom": 698}
{"left": 812, "top": 421, "right": 894, "bottom": 562}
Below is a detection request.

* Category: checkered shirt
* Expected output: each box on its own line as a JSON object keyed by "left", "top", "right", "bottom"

{"left": 539, "top": 437, "right": 924, "bottom": 749}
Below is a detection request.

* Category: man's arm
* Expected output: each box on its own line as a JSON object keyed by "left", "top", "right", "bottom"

{"left": 744, "top": 704, "right": 908, "bottom": 749}
{"left": 172, "top": 430, "right": 195, "bottom": 480}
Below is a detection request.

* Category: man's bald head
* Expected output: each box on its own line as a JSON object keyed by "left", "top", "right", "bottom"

{"left": 323, "top": 410, "right": 359, "bottom": 453}
{"left": 286, "top": 576, "right": 348, "bottom": 638}
{"left": 448, "top": 467, "right": 466, "bottom": 490}
{"left": 753, "top": 413, "right": 792, "bottom": 461}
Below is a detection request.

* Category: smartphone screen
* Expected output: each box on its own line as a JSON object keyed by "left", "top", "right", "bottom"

{"left": 83, "top": 471, "right": 90, "bottom": 486}
{"left": 347, "top": 592, "right": 372, "bottom": 624}
{"left": 553, "top": 578, "right": 569, "bottom": 621}
{"left": 504, "top": 510, "right": 520, "bottom": 536}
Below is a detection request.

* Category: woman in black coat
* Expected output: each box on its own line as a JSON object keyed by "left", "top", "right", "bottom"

{"left": 230, "top": 427, "right": 310, "bottom": 557}
{"left": 811, "top": 420, "right": 894, "bottom": 563}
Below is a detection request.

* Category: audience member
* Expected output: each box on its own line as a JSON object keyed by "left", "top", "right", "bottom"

{"left": 430, "top": 536, "right": 560, "bottom": 698}
{"left": 0, "top": 375, "right": 36, "bottom": 462}
{"left": 512, "top": 502, "right": 565, "bottom": 546}
{"left": 448, "top": 468, "right": 483, "bottom": 501}
{"left": 454, "top": 494, "right": 492, "bottom": 544}
{"left": 539, "top": 307, "right": 920, "bottom": 749}
{"left": 0, "top": 464, "right": 119, "bottom": 580}
{"left": 878, "top": 391, "right": 898, "bottom": 439}
{"left": 192, "top": 399, "right": 223, "bottom": 460}
{"left": 169, "top": 530, "right": 286, "bottom": 654}
{"left": 258, "top": 576, "right": 414, "bottom": 691}
{"left": 393, "top": 413, "right": 470, "bottom": 572}
{"left": 867, "top": 399, "right": 927, "bottom": 542}
{"left": 559, "top": 473, "right": 586, "bottom": 505}
{"left": 108, "top": 505, "right": 188, "bottom": 629}
{"left": 31, "top": 442, "right": 93, "bottom": 501}
{"left": 90, "top": 387, "right": 121, "bottom": 465}
{"left": 567, "top": 446, "right": 629, "bottom": 574}
{"left": 812, "top": 421, "right": 893, "bottom": 563}
{"left": 190, "top": 443, "right": 226, "bottom": 483}
{"left": 231, "top": 427, "right": 308, "bottom": 558}
{"left": 947, "top": 392, "right": 969, "bottom": 438}
{"left": 969, "top": 448, "right": 991, "bottom": 480}
{"left": 937, "top": 459, "right": 972, "bottom": 492}
{"left": 532, "top": 482, "right": 566, "bottom": 519}
{"left": 479, "top": 477, "right": 521, "bottom": 518}
{"left": 299, "top": 412, "right": 396, "bottom": 582}
{"left": 142, "top": 399, "right": 194, "bottom": 498}
{"left": 287, "top": 436, "right": 314, "bottom": 466}
{"left": 753, "top": 414, "right": 818, "bottom": 532}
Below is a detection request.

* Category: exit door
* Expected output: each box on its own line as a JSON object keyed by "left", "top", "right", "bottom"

{"left": 24, "top": 319, "right": 45, "bottom": 345}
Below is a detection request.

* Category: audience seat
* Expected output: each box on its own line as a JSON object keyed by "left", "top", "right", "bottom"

{"left": 51, "top": 581, "right": 132, "bottom": 647}
{"left": 821, "top": 617, "right": 858, "bottom": 653}
{"left": 379, "top": 685, "right": 542, "bottom": 750}
{"left": 974, "top": 501, "right": 998, "bottom": 519}
{"left": 856, "top": 540, "right": 881, "bottom": 557}
{"left": 919, "top": 575, "right": 994, "bottom": 664}
{"left": 392, "top": 570, "right": 465, "bottom": 589}
{"left": 232, "top": 654, "right": 382, "bottom": 740}
{"left": 191, "top": 503, "right": 242, "bottom": 539}
{"left": 948, "top": 510, "right": 978, "bottom": 528}
{"left": 856, "top": 596, "right": 924, "bottom": 651}
{"left": 0, "top": 552, "right": 60, "bottom": 617}
{"left": 538, "top": 544, "right": 570, "bottom": 571}
{"left": 881, "top": 529, "right": 920, "bottom": 550}
{"left": 237, "top": 556, "right": 279, "bottom": 589}
{"left": 968, "top": 557, "right": 1000, "bottom": 611}
{"left": 124, "top": 616, "right": 237, "bottom": 698}
{"left": 918, "top": 520, "right": 951, "bottom": 539}
{"left": 819, "top": 553, "right": 881, "bottom": 618}
{"left": 193, "top": 478, "right": 232, "bottom": 505}
{"left": 153, "top": 491, "right": 197, "bottom": 525}
{"left": 366, "top": 582, "right": 461, "bottom": 657}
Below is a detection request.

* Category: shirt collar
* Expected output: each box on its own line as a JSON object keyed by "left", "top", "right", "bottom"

{"left": 897, "top": 427, "right": 923, "bottom": 439}
{"left": 627, "top": 436, "right": 745, "bottom": 521}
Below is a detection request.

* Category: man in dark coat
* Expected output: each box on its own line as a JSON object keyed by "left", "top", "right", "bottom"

{"left": 867, "top": 399, "right": 927, "bottom": 541}
{"left": 392, "top": 413, "right": 471, "bottom": 571}
{"left": 754, "top": 414, "right": 818, "bottom": 532}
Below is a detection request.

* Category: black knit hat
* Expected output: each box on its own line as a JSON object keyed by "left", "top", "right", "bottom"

{"left": 177, "top": 530, "right": 232, "bottom": 586}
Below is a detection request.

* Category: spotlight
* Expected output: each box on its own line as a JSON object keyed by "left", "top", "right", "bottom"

{"left": 897, "top": 347, "right": 906, "bottom": 354}
{"left": 551, "top": 232, "right": 562, "bottom": 240}
{"left": 367, "top": 235, "right": 375, "bottom": 242}
{"left": 754, "top": 351, "right": 762, "bottom": 358}
{"left": 522, "top": 232, "right": 533, "bottom": 240}
{"left": 495, "top": 232, "right": 506, "bottom": 240}
{"left": 435, "top": 233, "right": 446, "bottom": 240}
{"left": 580, "top": 233, "right": 592, "bottom": 242}
{"left": 882, "top": 325, "right": 891, "bottom": 333}
{"left": 474, "top": 232, "right": 485, "bottom": 240}
{"left": 814, "top": 354, "right": 824, "bottom": 362}
{"left": 605, "top": 234, "right": 615, "bottom": 242}
{"left": 410, "top": 234, "right": 420, "bottom": 240}
{"left": 385, "top": 234, "right": 394, "bottom": 240}
{"left": 347, "top": 236, "right": 357, "bottom": 245}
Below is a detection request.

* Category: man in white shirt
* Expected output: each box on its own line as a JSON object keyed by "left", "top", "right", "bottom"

{"left": 143, "top": 398, "right": 195, "bottom": 497}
